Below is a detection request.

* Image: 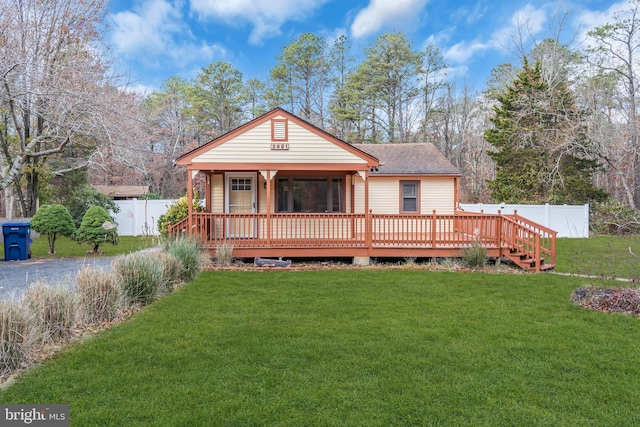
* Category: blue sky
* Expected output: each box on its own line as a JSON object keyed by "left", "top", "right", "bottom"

{"left": 105, "top": 0, "right": 626, "bottom": 94}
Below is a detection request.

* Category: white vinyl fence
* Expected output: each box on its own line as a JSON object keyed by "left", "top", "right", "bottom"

{"left": 459, "top": 203, "right": 589, "bottom": 238}
{"left": 2, "top": 202, "right": 590, "bottom": 238}
{"left": 112, "top": 199, "right": 175, "bottom": 236}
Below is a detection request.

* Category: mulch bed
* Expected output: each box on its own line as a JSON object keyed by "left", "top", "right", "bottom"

{"left": 571, "top": 286, "right": 640, "bottom": 316}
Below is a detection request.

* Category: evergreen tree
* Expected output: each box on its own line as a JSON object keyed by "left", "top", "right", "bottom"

{"left": 485, "top": 60, "right": 606, "bottom": 204}
{"left": 74, "top": 206, "right": 118, "bottom": 254}
{"left": 30, "top": 204, "right": 75, "bottom": 254}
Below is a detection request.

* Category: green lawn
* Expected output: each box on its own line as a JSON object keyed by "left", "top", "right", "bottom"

{"left": 0, "top": 235, "right": 161, "bottom": 259}
{"left": 2, "top": 270, "right": 640, "bottom": 426}
{"left": 555, "top": 236, "right": 640, "bottom": 279}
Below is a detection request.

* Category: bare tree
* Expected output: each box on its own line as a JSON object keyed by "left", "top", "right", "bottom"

{"left": 0, "top": 0, "right": 134, "bottom": 216}
{"left": 587, "top": 0, "right": 640, "bottom": 207}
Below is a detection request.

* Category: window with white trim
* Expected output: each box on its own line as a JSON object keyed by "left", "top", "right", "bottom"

{"left": 401, "top": 181, "right": 420, "bottom": 213}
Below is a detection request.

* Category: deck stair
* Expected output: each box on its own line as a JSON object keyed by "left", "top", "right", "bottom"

{"left": 504, "top": 248, "right": 555, "bottom": 272}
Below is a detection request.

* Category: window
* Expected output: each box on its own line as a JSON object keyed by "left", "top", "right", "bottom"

{"left": 401, "top": 181, "right": 420, "bottom": 213}
{"left": 231, "top": 178, "right": 252, "bottom": 191}
{"left": 277, "top": 177, "right": 344, "bottom": 212}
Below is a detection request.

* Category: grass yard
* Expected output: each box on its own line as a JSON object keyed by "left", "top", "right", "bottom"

{"left": 555, "top": 236, "right": 640, "bottom": 279}
{"left": 2, "top": 270, "right": 640, "bottom": 426}
{"left": 0, "top": 235, "right": 161, "bottom": 259}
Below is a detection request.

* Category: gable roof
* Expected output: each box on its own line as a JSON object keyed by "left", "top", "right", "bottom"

{"left": 176, "top": 108, "right": 379, "bottom": 168}
{"left": 352, "top": 143, "right": 460, "bottom": 176}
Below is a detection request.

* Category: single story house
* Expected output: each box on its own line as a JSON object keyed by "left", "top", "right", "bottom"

{"left": 172, "top": 108, "right": 555, "bottom": 271}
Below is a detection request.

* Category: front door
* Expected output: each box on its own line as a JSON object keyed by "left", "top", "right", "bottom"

{"left": 225, "top": 173, "right": 256, "bottom": 237}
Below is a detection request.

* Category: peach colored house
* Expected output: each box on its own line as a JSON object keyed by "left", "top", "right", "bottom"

{"left": 172, "top": 108, "right": 555, "bottom": 270}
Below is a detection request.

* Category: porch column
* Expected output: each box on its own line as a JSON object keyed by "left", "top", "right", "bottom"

{"left": 260, "top": 170, "right": 278, "bottom": 247}
{"left": 187, "top": 169, "right": 193, "bottom": 232}
{"left": 205, "top": 172, "right": 212, "bottom": 212}
{"left": 187, "top": 169, "right": 199, "bottom": 234}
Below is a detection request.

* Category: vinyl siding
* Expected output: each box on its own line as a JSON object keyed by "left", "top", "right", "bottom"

{"left": 192, "top": 115, "right": 367, "bottom": 165}
{"left": 211, "top": 174, "right": 224, "bottom": 213}
{"left": 354, "top": 176, "right": 455, "bottom": 214}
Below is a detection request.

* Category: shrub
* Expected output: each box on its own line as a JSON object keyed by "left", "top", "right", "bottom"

{"left": 166, "top": 236, "right": 205, "bottom": 281}
{"left": 0, "top": 300, "right": 38, "bottom": 373}
{"left": 76, "top": 267, "right": 123, "bottom": 325}
{"left": 24, "top": 283, "right": 80, "bottom": 343}
{"left": 114, "top": 253, "right": 167, "bottom": 305}
{"left": 67, "top": 184, "right": 120, "bottom": 229}
{"left": 591, "top": 200, "right": 640, "bottom": 235}
{"left": 30, "top": 204, "right": 76, "bottom": 254}
{"left": 75, "top": 205, "right": 119, "bottom": 254}
{"left": 157, "top": 191, "right": 204, "bottom": 237}
{"left": 214, "top": 243, "right": 234, "bottom": 267}
{"left": 462, "top": 241, "right": 487, "bottom": 268}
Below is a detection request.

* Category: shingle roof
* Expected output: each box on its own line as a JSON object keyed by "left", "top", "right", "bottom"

{"left": 94, "top": 185, "right": 150, "bottom": 198}
{"left": 352, "top": 143, "right": 460, "bottom": 175}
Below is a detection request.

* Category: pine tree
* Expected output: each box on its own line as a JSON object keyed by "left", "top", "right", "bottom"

{"left": 485, "top": 60, "right": 606, "bottom": 204}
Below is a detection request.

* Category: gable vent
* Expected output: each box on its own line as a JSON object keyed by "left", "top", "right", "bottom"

{"left": 271, "top": 119, "right": 288, "bottom": 141}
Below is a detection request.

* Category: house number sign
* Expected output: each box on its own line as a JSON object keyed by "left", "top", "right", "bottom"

{"left": 271, "top": 143, "right": 289, "bottom": 150}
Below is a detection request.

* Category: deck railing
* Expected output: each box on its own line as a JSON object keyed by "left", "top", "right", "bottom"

{"left": 167, "top": 210, "right": 556, "bottom": 268}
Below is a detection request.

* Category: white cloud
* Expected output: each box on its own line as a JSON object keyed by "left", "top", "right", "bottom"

{"left": 190, "top": 0, "right": 331, "bottom": 45}
{"left": 444, "top": 39, "right": 489, "bottom": 64}
{"left": 110, "top": 0, "right": 225, "bottom": 69}
{"left": 444, "top": 3, "right": 547, "bottom": 64}
{"left": 350, "top": 0, "right": 429, "bottom": 39}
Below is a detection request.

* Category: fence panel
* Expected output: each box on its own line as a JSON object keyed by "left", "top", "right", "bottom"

{"left": 460, "top": 203, "right": 589, "bottom": 238}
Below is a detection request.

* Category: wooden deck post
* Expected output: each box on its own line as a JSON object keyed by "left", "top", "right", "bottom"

{"left": 366, "top": 209, "right": 373, "bottom": 249}
{"left": 535, "top": 232, "right": 541, "bottom": 272}
{"left": 431, "top": 210, "right": 437, "bottom": 247}
{"left": 187, "top": 169, "right": 194, "bottom": 235}
{"left": 496, "top": 210, "right": 503, "bottom": 259}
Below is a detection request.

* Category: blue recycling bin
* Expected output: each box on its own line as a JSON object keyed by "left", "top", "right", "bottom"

{"left": 2, "top": 222, "right": 31, "bottom": 261}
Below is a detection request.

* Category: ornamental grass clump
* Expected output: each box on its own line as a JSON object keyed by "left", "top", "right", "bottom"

{"left": 462, "top": 240, "right": 487, "bottom": 268}
{"left": 23, "top": 283, "right": 80, "bottom": 344}
{"left": 114, "top": 253, "right": 167, "bottom": 305}
{"left": 149, "top": 250, "right": 182, "bottom": 293}
{"left": 0, "top": 300, "right": 38, "bottom": 373}
{"left": 165, "top": 236, "right": 205, "bottom": 281}
{"left": 214, "top": 243, "right": 234, "bottom": 267}
{"left": 75, "top": 266, "right": 123, "bottom": 325}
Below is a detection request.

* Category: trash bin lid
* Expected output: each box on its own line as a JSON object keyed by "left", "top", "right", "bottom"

{"left": 2, "top": 222, "right": 31, "bottom": 227}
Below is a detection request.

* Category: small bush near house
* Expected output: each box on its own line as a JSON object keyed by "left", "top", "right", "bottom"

{"left": 0, "top": 300, "right": 38, "bottom": 373}
{"left": 114, "top": 253, "right": 168, "bottom": 305}
{"left": 30, "top": 204, "right": 76, "bottom": 254}
{"left": 23, "top": 283, "right": 79, "bottom": 344}
{"left": 165, "top": 236, "right": 205, "bottom": 281}
{"left": 75, "top": 267, "right": 123, "bottom": 325}
{"left": 462, "top": 241, "right": 487, "bottom": 268}
{"left": 74, "top": 205, "right": 119, "bottom": 254}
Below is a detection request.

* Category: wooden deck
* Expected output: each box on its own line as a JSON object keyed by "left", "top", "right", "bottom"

{"left": 169, "top": 211, "right": 557, "bottom": 271}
